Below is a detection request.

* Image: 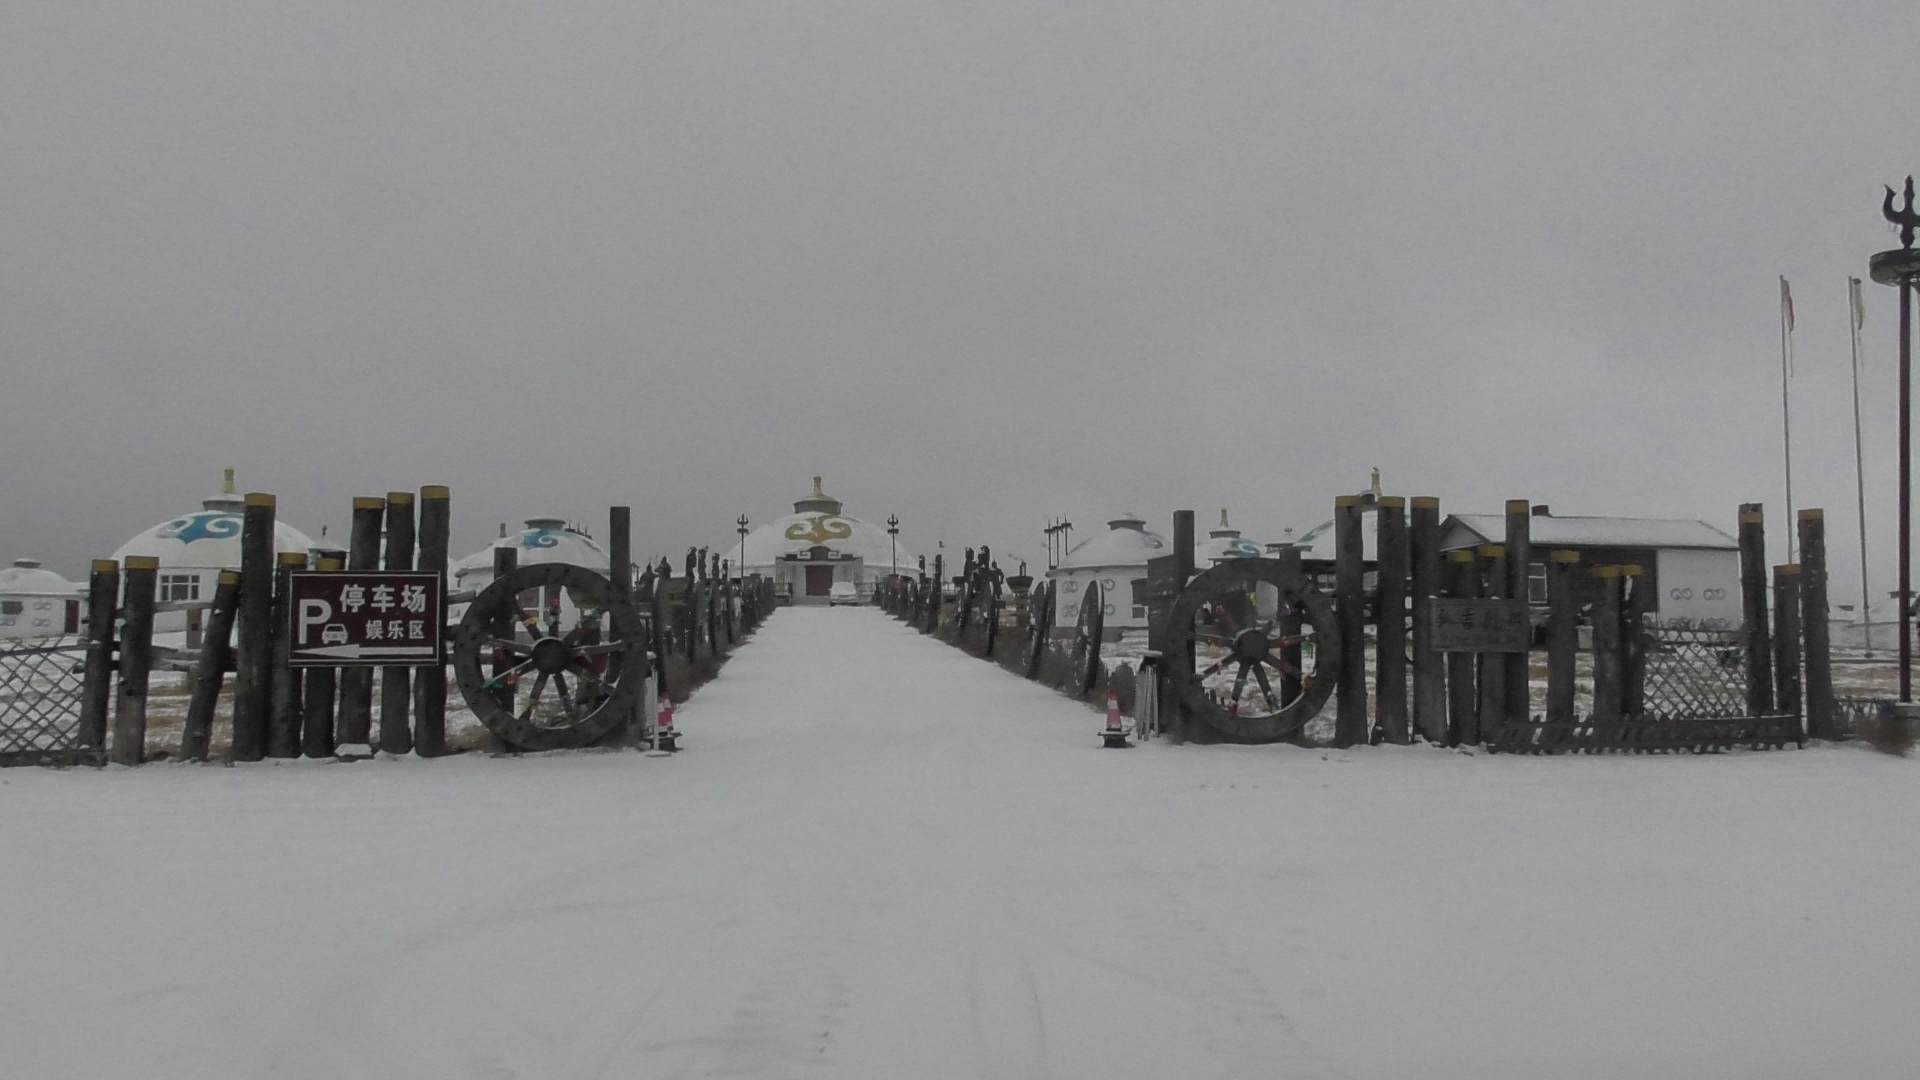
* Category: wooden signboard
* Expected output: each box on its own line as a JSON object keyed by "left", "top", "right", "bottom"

{"left": 1431, "top": 598, "right": 1530, "bottom": 653}
{"left": 287, "top": 571, "right": 444, "bottom": 666}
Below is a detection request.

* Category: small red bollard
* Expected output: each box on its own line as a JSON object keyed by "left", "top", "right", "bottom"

{"left": 656, "top": 701, "right": 680, "bottom": 752}
{"left": 1101, "top": 692, "right": 1132, "bottom": 749}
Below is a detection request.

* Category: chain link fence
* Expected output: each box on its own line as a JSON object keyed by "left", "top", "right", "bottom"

{"left": 0, "top": 634, "right": 94, "bottom": 766}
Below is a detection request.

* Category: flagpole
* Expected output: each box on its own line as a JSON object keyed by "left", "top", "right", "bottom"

{"left": 1781, "top": 276, "right": 1796, "bottom": 561}
{"left": 1850, "top": 277, "right": 1873, "bottom": 657}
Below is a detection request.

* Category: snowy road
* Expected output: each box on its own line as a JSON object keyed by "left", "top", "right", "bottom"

{"left": 5, "top": 605, "right": 1919, "bottom": 1079}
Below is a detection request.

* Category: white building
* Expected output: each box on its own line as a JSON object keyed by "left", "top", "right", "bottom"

{"left": 733, "top": 478, "right": 914, "bottom": 603}
{"left": 0, "top": 559, "right": 81, "bottom": 640}
{"left": 450, "top": 517, "right": 614, "bottom": 624}
{"left": 1047, "top": 513, "right": 1167, "bottom": 634}
{"left": 110, "top": 470, "right": 320, "bottom": 631}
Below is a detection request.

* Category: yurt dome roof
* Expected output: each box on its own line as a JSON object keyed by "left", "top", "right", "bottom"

{"left": 1197, "top": 509, "right": 1263, "bottom": 563}
{"left": 0, "top": 559, "right": 81, "bottom": 597}
{"left": 726, "top": 477, "right": 914, "bottom": 575}
{"left": 111, "top": 471, "right": 318, "bottom": 570}
{"left": 453, "top": 517, "right": 611, "bottom": 581}
{"left": 1055, "top": 513, "right": 1167, "bottom": 572}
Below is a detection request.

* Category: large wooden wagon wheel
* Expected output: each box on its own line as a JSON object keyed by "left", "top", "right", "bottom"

{"left": 1067, "top": 579, "right": 1105, "bottom": 695}
{"left": 452, "top": 562, "right": 646, "bottom": 751}
{"left": 1164, "top": 560, "right": 1340, "bottom": 742}
{"left": 1024, "top": 579, "right": 1055, "bottom": 679}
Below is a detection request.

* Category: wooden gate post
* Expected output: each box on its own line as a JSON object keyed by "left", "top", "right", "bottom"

{"left": 108, "top": 556, "right": 159, "bottom": 765}
{"left": 1445, "top": 550, "right": 1477, "bottom": 745}
{"left": 1773, "top": 564, "right": 1803, "bottom": 721}
{"left": 1738, "top": 503, "right": 1774, "bottom": 717}
{"left": 78, "top": 558, "right": 120, "bottom": 751}
{"left": 492, "top": 546, "right": 520, "bottom": 722}
{"left": 266, "top": 551, "right": 306, "bottom": 757}
{"left": 181, "top": 570, "right": 240, "bottom": 761}
{"left": 1591, "top": 566, "right": 1624, "bottom": 721}
{"left": 1504, "top": 501, "right": 1533, "bottom": 726}
{"left": 379, "top": 491, "right": 416, "bottom": 755}
{"left": 607, "top": 505, "right": 635, "bottom": 746}
{"left": 1333, "top": 495, "right": 1368, "bottom": 747}
{"left": 1374, "top": 497, "right": 1409, "bottom": 744}
{"left": 926, "top": 554, "right": 944, "bottom": 634}
{"left": 413, "top": 486, "right": 452, "bottom": 757}
{"left": 229, "top": 493, "right": 277, "bottom": 762}
{"left": 1621, "top": 565, "right": 1649, "bottom": 718}
{"left": 1274, "top": 546, "right": 1305, "bottom": 710}
{"left": 337, "top": 496, "right": 385, "bottom": 749}
{"left": 1476, "top": 545, "right": 1508, "bottom": 739}
{"left": 1409, "top": 496, "right": 1445, "bottom": 742}
{"left": 1545, "top": 551, "right": 1579, "bottom": 724}
{"left": 1797, "top": 509, "right": 1839, "bottom": 738}
{"left": 300, "top": 557, "right": 341, "bottom": 759}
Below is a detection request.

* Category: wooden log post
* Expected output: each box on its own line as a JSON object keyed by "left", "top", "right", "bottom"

{"left": 1476, "top": 545, "right": 1508, "bottom": 740}
{"left": 926, "top": 554, "right": 944, "bottom": 634}
{"left": 1172, "top": 509, "right": 1197, "bottom": 739}
{"left": 607, "top": 505, "right": 635, "bottom": 746}
{"left": 337, "top": 496, "right": 385, "bottom": 749}
{"left": 1409, "top": 496, "right": 1445, "bottom": 742}
{"left": 492, "top": 545, "right": 520, "bottom": 725}
{"left": 266, "top": 551, "right": 306, "bottom": 758}
{"left": 413, "top": 485, "right": 452, "bottom": 757}
{"left": 181, "top": 570, "right": 240, "bottom": 761}
{"left": 1504, "top": 501, "right": 1533, "bottom": 725}
{"left": 379, "top": 491, "right": 416, "bottom": 755}
{"left": 229, "top": 492, "right": 278, "bottom": 762}
{"left": 78, "top": 559, "right": 120, "bottom": 751}
{"left": 1591, "top": 566, "right": 1624, "bottom": 721}
{"left": 1545, "top": 550, "right": 1579, "bottom": 724}
{"left": 300, "top": 557, "right": 341, "bottom": 759}
{"left": 1738, "top": 502, "right": 1774, "bottom": 717}
{"left": 1773, "top": 564, "right": 1803, "bottom": 721}
{"left": 1798, "top": 509, "right": 1839, "bottom": 739}
{"left": 1274, "top": 546, "right": 1305, "bottom": 710}
{"left": 1333, "top": 495, "right": 1368, "bottom": 747}
{"left": 1621, "top": 564, "right": 1649, "bottom": 718}
{"left": 1375, "top": 496, "right": 1410, "bottom": 744}
{"left": 108, "top": 555, "right": 159, "bottom": 765}
{"left": 1445, "top": 550, "right": 1477, "bottom": 745}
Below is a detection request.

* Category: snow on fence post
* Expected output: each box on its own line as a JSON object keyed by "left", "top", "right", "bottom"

{"left": 1333, "top": 495, "right": 1368, "bottom": 748}
{"left": 1545, "top": 551, "right": 1580, "bottom": 725}
{"left": 300, "top": 558, "right": 341, "bottom": 759}
{"left": 108, "top": 555, "right": 158, "bottom": 765}
{"left": 1445, "top": 550, "right": 1478, "bottom": 745}
{"left": 266, "top": 551, "right": 306, "bottom": 758}
{"left": 180, "top": 570, "right": 240, "bottom": 761}
{"left": 1798, "top": 510, "right": 1839, "bottom": 739}
{"left": 230, "top": 492, "right": 278, "bottom": 762}
{"left": 1475, "top": 545, "right": 1508, "bottom": 741}
{"left": 411, "top": 486, "right": 452, "bottom": 757}
{"left": 1590, "top": 566, "right": 1624, "bottom": 723}
{"left": 378, "top": 491, "right": 416, "bottom": 756}
{"left": 1773, "top": 564, "right": 1803, "bottom": 723}
{"left": 78, "top": 558, "right": 120, "bottom": 751}
{"left": 1738, "top": 503, "right": 1774, "bottom": 718}
{"left": 336, "top": 496, "right": 385, "bottom": 751}
{"left": 1504, "top": 500, "right": 1533, "bottom": 728}
{"left": 1410, "top": 496, "right": 1445, "bottom": 742}
{"left": 1375, "top": 496, "right": 1409, "bottom": 744}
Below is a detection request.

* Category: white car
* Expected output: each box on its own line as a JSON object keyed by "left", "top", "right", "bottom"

{"left": 828, "top": 581, "right": 860, "bottom": 606}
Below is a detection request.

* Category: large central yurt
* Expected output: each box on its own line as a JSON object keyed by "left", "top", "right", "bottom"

{"left": 733, "top": 477, "right": 913, "bottom": 602}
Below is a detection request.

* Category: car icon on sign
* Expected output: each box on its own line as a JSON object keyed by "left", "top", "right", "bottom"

{"left": 321, "top": 623, "right": 349, "bottom": 645}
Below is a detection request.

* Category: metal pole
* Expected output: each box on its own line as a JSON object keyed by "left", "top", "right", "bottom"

{"left": 1872, "top": 175, "right": 1920, "bottom": 702}
{"left": 1851, "top": 277, "right": 1873, "bottom": 657}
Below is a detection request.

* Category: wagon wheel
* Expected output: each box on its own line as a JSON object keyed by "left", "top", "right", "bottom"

{"left": 451, "top": 562, "right": 646, "bottom": 751}
{"left": 1067, "top": 580, "right": 1105, "bottom": 696}
{"left": 1164, "top": 559, "right": 1340, "bottom": 742}
{"left": 1024, "top": 580, "right": 1055, "bottom": 679}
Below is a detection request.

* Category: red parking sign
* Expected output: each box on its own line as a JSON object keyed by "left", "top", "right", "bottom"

{"left": 287, "top": 571, "right": 444, "bottom": 666}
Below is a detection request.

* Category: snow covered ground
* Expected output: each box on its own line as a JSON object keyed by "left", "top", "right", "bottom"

{"left": 3, "top": 606, "right": 1917, "bottom": 1079}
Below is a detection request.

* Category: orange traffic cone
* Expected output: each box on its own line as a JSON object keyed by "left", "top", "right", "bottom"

{"left": 656, "top": 701, "right": 680, "bottom": 752}
{"left": 1101, "top": 692, "right": 1132, "bottom": 749}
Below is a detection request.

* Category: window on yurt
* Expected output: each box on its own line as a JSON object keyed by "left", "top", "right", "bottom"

{"left": 160, "top": 573, "right": 200, "bottom": 603}
{"left": 1131, "top": 578, "right": 1148, "bottom": 619}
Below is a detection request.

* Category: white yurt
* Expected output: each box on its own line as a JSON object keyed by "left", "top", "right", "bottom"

{"left": 450, "top": 517, "right": 614, "bottom": 624}
{"left": 1195, "top": 509, "right": 1264, "bottom": 565}
{"left": 0, "top": 559, "right": 82, "bottom": 640}
{"left": 1046, "top": 513, "right": 1167, "bottom": 633}
{"left": 733, "top": 477, "right": 914, "bottom": 602}
{"left": 111, "top": 469, "right": 320, "bottom": 631}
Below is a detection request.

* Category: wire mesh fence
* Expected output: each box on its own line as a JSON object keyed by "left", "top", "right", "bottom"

{"left": 0, "top": 634, "right": 93, "bottom": 765}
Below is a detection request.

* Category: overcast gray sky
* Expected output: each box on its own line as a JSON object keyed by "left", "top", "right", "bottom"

{"left": 4, "top": 2, "right": 1916, "bottom": 592}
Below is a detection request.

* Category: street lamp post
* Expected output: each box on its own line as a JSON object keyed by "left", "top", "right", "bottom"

{"left": 887, "top": 514, "right": 900, "bottom": 579}
{"left": 1871, "top": 176, "right": 1920, "bottom": 701}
